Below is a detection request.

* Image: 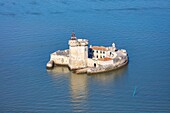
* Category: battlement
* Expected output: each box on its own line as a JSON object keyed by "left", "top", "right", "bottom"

{"left": 77, "top": 39, "right": 88, "bottom": 46}
{"left": 69, "top": 38, "right": 88, "bottom": 47}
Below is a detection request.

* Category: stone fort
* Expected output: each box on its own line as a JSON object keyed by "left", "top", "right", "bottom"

{"left": 48, "top": 32, "right": 128, "bottom": 72}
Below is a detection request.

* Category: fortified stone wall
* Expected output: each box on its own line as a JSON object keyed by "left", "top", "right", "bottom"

{"left": 68, "top": 38, "right": 88, "bottom": 70}
{"left": 47, "top": 33, "right": 128, "bottom": 72}
{"left": 98, "top": 60, "right": 113, "bottom": 66}
{"left": 50, "top": 54, "right": 69, "bottom": 65}
{"left": 87, "top": 58, "right": 95, "bottom": 67}
{"left": 69, "top": 45, "right": 88, "bottom": 69}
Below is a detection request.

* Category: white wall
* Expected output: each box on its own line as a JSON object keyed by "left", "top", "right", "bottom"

{"left": 50, "top": 54, "right": 69, "bottom": 65}
{"left": 98, "top": 60, "right": 113, "bottom": 66}
{"left": 69, "top": 45, "right": 88, "bottom": 69}
{"left": 87, "top": 58, "right": 95, "bottom": 67}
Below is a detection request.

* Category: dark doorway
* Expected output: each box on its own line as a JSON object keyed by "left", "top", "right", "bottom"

{"left": 94, "top": 63, "right": 96, "bottom": 67}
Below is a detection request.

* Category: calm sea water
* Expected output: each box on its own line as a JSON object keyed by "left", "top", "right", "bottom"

{"left": 0, "top": 0, "right": 170, "bottom": 112}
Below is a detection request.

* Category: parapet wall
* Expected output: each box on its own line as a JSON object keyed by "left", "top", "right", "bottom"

{"left": 50, "top": 52, "right": 69, "bottom": 65}
{"left": 68, "top": 59, "right": 87, "bottom": 70}
{"left": 69, "top": 39, "right": 88, "bottom": 47}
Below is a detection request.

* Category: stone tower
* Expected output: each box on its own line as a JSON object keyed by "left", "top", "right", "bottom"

{"left": 68, "top": 32, "right": 88, "bottom": 70}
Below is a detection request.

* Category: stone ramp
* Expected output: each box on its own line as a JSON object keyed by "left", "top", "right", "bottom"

{"left": 75, "top": 68, "right": 89, "bottom": 74}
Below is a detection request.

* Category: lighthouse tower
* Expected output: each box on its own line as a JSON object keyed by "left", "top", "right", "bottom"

{"left": 68, "top": 32, "right": 88, "bottom": 70}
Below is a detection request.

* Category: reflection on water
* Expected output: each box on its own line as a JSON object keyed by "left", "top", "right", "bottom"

{"left": 69, "top": 73, "right": 88, "bottom": 112}
{"left": 47, "top": 65, "right": 128, "bottom": 112}
{"left": 47, "top": 66, "right": 70, "bottom": 75}
{"left": 47, "top": 66, "right": 88, "bottom": 112}
{"left": 91, "top": 65, "right": 128, "bottom": 85}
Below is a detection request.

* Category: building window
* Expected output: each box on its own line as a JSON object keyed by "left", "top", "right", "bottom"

{"left": 103, "top": 56, "right": 105, "bottom": 58}
{"left": 100, "top": 51, "right": 102, "bottom": 53}
{"left": 110, "top": 52, "right": 112, "bottom": 55}
{"left": 103, "top": 51, "right": 105, "bottom": 54}
{"left": 100, "top": 56, "right": 102, "bottom": 58}
{"left": 96, "top": 50, "right": 98, "bottom": 53}
{"left": 97, "top": 55, "right": 98, "bottom": 58}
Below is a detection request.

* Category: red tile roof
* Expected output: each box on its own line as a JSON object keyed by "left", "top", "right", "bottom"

{"left": 98, "top": 57, "right": 113, "bottom": 61}
{"left": 91, "top": 46, "right": 107, "bottom": 51}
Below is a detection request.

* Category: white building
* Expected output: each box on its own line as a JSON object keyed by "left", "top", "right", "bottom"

{"left": 48, "top": 32, "right": 128, "bottom": 70}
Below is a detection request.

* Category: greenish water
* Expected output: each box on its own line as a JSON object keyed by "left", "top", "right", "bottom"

{"left": 0, "top": 0, "right": 170, "bottom": 112}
